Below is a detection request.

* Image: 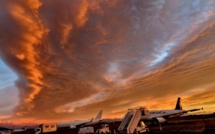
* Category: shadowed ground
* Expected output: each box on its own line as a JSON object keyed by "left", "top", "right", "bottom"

{"left": 147, "top": 114, "right": 215, "bottom": 134}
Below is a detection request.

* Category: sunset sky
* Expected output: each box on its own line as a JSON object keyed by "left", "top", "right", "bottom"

{"left": 0, "top": 0, "right": 215, "bottom": 124}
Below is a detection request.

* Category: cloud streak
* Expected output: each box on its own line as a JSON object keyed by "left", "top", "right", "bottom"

{"left": 0, "top": 0, "right": 215, "bottom": 123}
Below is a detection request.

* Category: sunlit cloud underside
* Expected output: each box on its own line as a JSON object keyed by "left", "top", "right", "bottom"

{"left": 0, "top": 0, "right": 215, "bottom": 124}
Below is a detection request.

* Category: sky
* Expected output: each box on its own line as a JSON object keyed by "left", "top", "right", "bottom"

{"left": 0, "top": 0, "right": 215, "bottom": 125}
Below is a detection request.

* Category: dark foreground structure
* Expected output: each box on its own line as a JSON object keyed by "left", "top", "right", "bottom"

{"left": 55, "top": 114, "right": 215, "bottom": 134}
{"left": 146, "top": 114, "right": 215, "bottom": 134}
{"left": 4, "top": 113, "right": 215, "bottom": 134}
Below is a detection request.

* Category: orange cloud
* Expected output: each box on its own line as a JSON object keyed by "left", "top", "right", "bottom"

{"left": 0, "top": 0, "right": 215, "bottom": 124}
{"left": 2, "top": 0, "right": 48, "bottom": 115}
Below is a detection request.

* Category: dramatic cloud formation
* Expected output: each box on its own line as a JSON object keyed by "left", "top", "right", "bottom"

{"left": 0, "top": 0, "right": 215, "bottom": 123}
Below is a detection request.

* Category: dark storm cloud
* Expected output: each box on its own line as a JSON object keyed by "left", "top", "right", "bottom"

{"left": 0, "top": 0, "right": 215, "bottom": 122}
